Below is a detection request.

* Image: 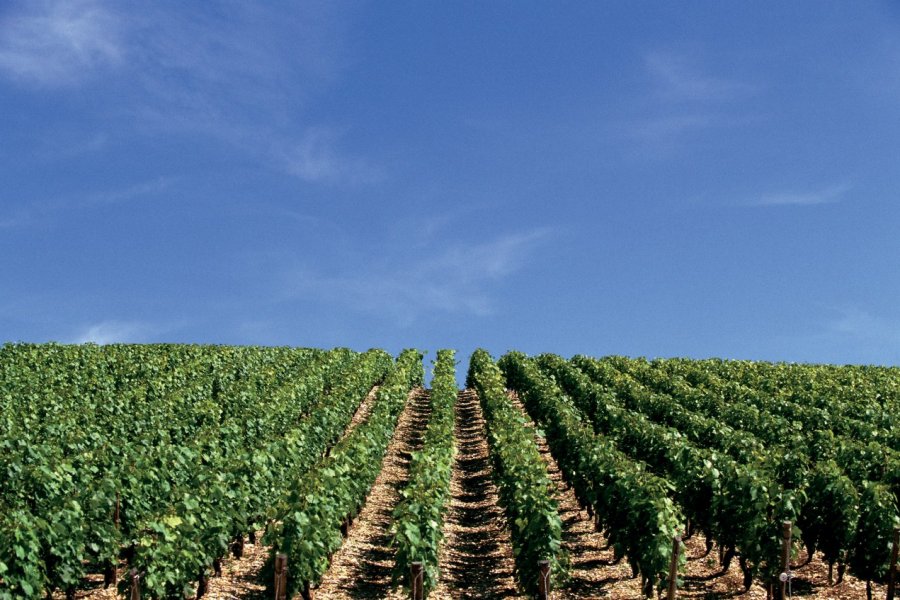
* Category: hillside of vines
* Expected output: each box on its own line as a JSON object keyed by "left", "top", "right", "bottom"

{"left": 1, "top": 343, "right": 898, "bottom": 599}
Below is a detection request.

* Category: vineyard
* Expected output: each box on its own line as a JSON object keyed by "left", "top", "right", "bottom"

{"left": 1, "top": 343, "right": 899, "bottom": 600}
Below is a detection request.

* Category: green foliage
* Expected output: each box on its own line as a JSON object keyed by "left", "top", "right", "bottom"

{"left": 556, "top": 354, "right": 799, "bottom": 587}
{"left": 468, "top": 349, "right": 566, "bottom": 597}
{"left": 270, "top": 349, "right": 423, "bottom": 597}
{"left": 2, "top": 344, "right": 898, "bottom": 598}
{"left": 0, "top": 344, "right": 388, "bottom": 599}
{"left": 625, "top": 355, "right": 899, "bottom": 584}
{"left": 392, "top": 349, "right": 457, "bottom": 596}
{"left": 797, "top": 461, "right": 859, "bottom": 569}
{"left": 849, "top": 481, "right": 900, "bottom": 584}
{"left": 500, "top": 352, "right": 683, "bottom": 596}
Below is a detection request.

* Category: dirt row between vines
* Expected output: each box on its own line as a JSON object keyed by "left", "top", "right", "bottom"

{"left": 313, "top": 387, "right": 431, "bottom": 599}
{"left": 430, "top": 389, "right": 519, "bottom": 599}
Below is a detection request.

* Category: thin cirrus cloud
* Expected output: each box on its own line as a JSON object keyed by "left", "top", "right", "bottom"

{"left": 0, "top": 0, "right": 123, "bottom": 85}
{"left": 83, "top": 176, "right": 175, "bottom": 206}
{"left": 1, "top": 1, "right": 369, "bottom": 186}
{"left": 0, "top": 1, "right": 344, "bottom": 96}
{"left": 627, "top": 51, "right": 759, "bottom": 150}
{"left": 282, "top": 229, "right": 551, "bottom": 325}
{"left": 754, "top": 183, "right": 852, "bottom": 206}
{"left": 127, "top": 4, "right": 344, "bottom": 133}
{"left": 0, "top": 176, "right": 175, "bottom": 229}
{"left": 279, "top": 128, "right": 385, "bottom": 186}
{"left": 631, "top": 113, "right": 722, "bottom": 142}
{"left": 644, "top": 51, "right": 756, "bottom": 103}
{"left": 123, "top": 2, "right": 357, "bottom": 183}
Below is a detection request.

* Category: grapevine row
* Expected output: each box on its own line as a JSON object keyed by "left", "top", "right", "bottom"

{"left": 529, "top": 353, "right": 798, "bottom": 592}
{"left": 498, "top": 351, "right": 683, "bottom": 598}
{"left": 583, "top": 355, "right": 900, "bottom": 593}
{"left": 269, "top": 348, "right": 424, "bottom": 598}
{"left": 0, "top": 345, "right": 391, "bottom": 599}
{"left": 466, "top": 349, "right": 565, "bottom": 597}
{"left": 391, "top": 349, "right": 458, "bottom": 595}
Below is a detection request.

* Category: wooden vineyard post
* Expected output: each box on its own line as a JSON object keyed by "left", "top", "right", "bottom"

{"left": 274, "top": 553, "right": 288, "bottom": 600}
{"left": 667, "top": 535, "right": 682, "bottom": 600}
{"left": 888, "top": 526, "right": 900, "bottom": 600}
{"left": 778, "top": 520, "right": 792, "bottom": 600}
{"left": 105, "top": 491, "right": 121, "bottom": 589}
{"left": 130, "top": 568, "right": 141, "bottom": 600}
{"left": 103, "top": 562, "right": 117, "bottom": 589}
{"left": 537, "top": 559, "right": 551, "bottom": 600}
{"left": 197, "top": 568, "right": 208, "bottom": 599}
{"left": 410, "top": 561, "right": 424, "bottom": 600}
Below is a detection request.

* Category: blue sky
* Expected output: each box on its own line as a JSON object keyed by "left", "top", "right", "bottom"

{"left": 2, "top": 1, "right": 899, "bottom": 367}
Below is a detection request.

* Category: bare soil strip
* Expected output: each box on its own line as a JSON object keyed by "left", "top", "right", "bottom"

{"left": 204, "top": 532, "right": 270, "bottom": 600}
{"left": 506, "top": 390, "right": 639, "bottom": 599}
{"left": 49, "top": 575, "right": 117, "bottom": 599}
{"left": 314, "top": 387, "right": 431, "bottom": 600}
{"left": 679, "top": 534, "right": 884, "bottom": 599}
{"left": 431, "top": 389, "right": 521, "bottom": 600}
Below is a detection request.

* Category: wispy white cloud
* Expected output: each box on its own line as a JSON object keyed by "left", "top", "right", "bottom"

{"left": 2, "top": 1, "right": 370, "bottom": 185}
{"left": 34, "top": 131, "right": 110, "bottom": 161}
{"left": 281, "top": 229, "right": 551, "bottom": 325}
{"left": 278, "top": 128, "right": 384, "bottom": 185}
{"left": 122, "top": 4, "right": 355, "bottom": 161}
{"left": 126, "top": 5, "right": 328, "bottom": 134}
{"left": 754, "top": 183, "right": 851, "bottom": 206}
{"left": 645, "top": 52, "right": 756, "bottom": 103}
{"left": 623, "top": 112, "right": 763, "bottom": 158}
{"left": 0, "top": 0, "right": 123, "bottom": 85}
{"left": 84, "top": 176, "right": 175, "bottom": 206}
{"left": 0, "top": 176, "right": 175, "bottom": 229}
{"left": 631, "top": 114, "right": 722, "bottom": 142}
{"left": 126, "top": 3, "right": 375, "bottom": 186}
{"left": 70, "top": 320, "right": 155, "bottom": 344}
{"left": 627, "top": 50, "right": 759, "bottom": 152}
